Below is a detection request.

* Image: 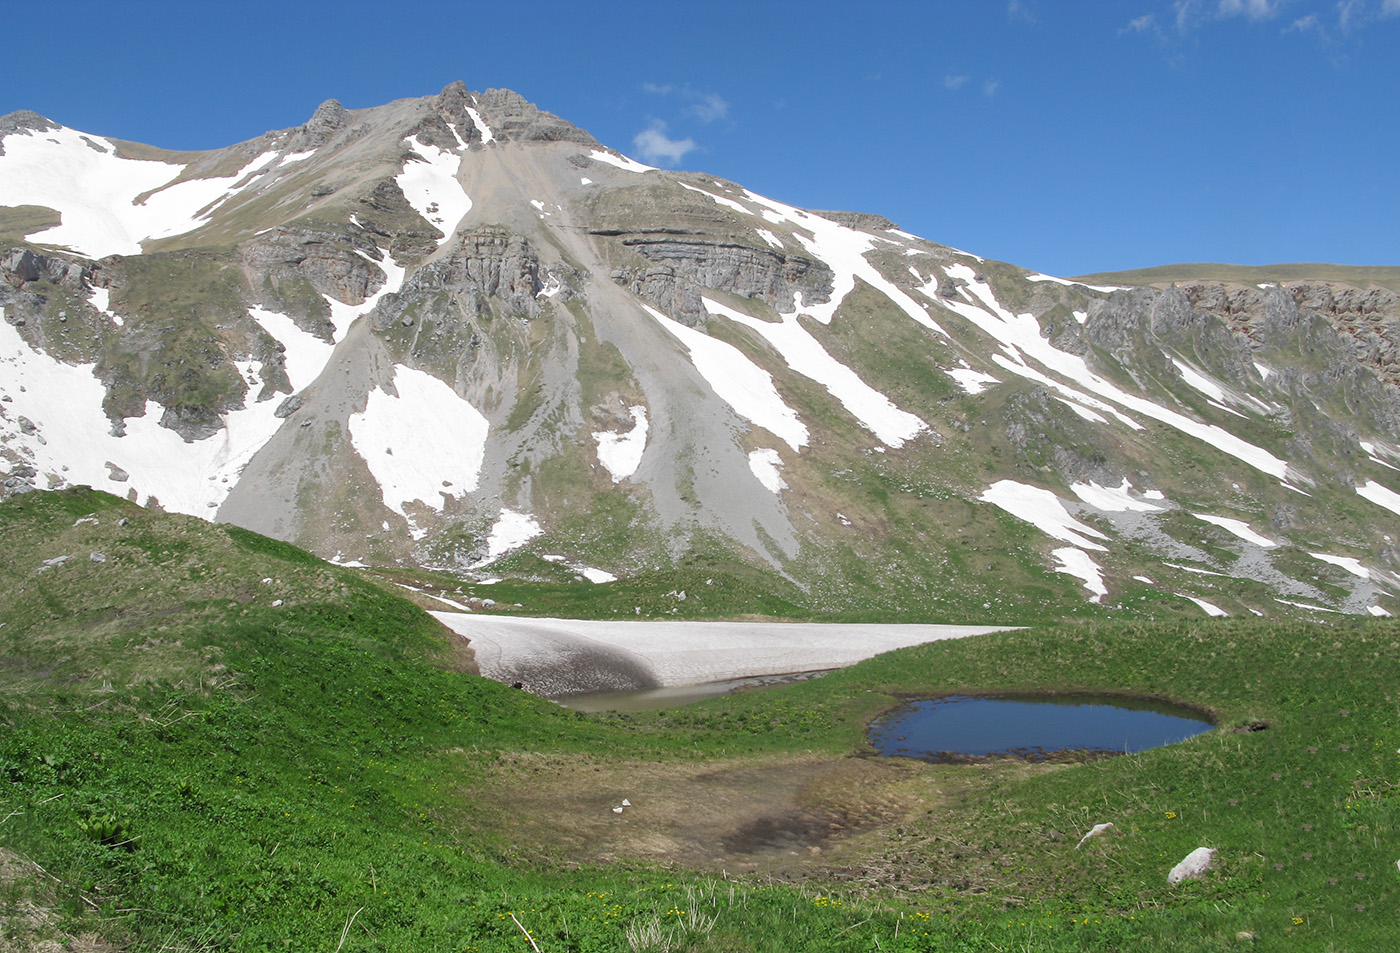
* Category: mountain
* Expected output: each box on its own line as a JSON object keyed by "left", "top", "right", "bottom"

{"left": 2, "top": 82, "right": 1399, "bottom": 621}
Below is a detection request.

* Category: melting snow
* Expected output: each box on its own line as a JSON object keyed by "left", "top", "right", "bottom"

{"left": 1275, "top": 598, "right": 1340, "bottom": 614}
{"left": 1164, "top": 562, "right": 1229, "bottom": 577}
{"left": 581, "top": 567, "right": 618, "bottom": 584}
{"left": 1310, "top": 552, "right": 1369, "bottom": 579}
{"left": 247, "top": 307, "right": 334, "bottom": 392}
{"left": 279, "top": 149, "right": 317, "bottom": 164}
{"left": 347, "top": 365, "right": 488, "bottom": 519}
{"left": 593, "top": 405, "right": 648, "bottom": 482}
{"left": 465, "top": 107, "right": 494, "bottom": 144}
{"left": 589, "top": 149, "right": 655, "bottom": 173}
{"left": 1052, "top": 547, "right": 1107, "bottom": 601}
{"left": 948, "top": 366, "right": 1000, "bottom": 395}
{"left": 1071, "top": 478, "right": 1164, "bottom": 512}
{"left": 1025, "top": 273, "right": 1129, "bottom": 293}
{"left": 396, "top": 136, "right": 471, "bottom": 243}
{"left": 1368, "top": 605, "right": 1391, "bottom": 617}
{"left": 87, "top": 286, "right": 122, "bottom": 326}
{"left": 930, "top": 265, "right": 1292, "bottom": 482}
{"left": 1172, "top": 358, "right": 1227, "bottom": 402}
{"left": 702, "top": 297, "right": 924, "bottom": 447}
{"left": 739, "top": 190, "right": 947, "bottom": 336}
{"left": 756, "top": 228, "right": 783, "bottom": 249}
{"left": 480, "top": 509, "right": 542, "bottom": 563}
{"left": 748, "top": 448, "right": 787, "bottom": 493}
{"left": 323, "top": 251, "right": 406, "bottom": 341}
{"left": 0, "top": 123, "right": 279, "bottom": 257}
{"left": 1357, "top": 480, "right": 1400, "bottom": 518}
{"left": 1072, "top": 309, "right": 1088, "bottom": 325}
{"left": 1133, "top": 575, "right": 1155, "bottom": 584}
{"left": 1193, "top": 514, "right": 1277, "bottom": 548}
{"left": 0, "top": 320, "right": 283, "bottom": 516}
{"left": 643, "top": 304, "right": 808, "bottom": 452}
{"left": 979, "top": 480, "right": 1108, "bottom": 551}
{"left": 1179, "top": 595, "right": 1228, "bottom": 617}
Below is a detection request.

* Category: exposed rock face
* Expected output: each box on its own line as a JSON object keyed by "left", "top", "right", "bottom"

{"left": 1, "top": 249, "right": 97, "bottom": 292}
{"left": 0, "top": 110, "right": 58, "bottom": 156}
{"left": 810, "top": 210, "right": 900, "bottom": 231}
{"left": 240, "top": 225, "right": 384, "bottom": 319}
{"left": 374, "top": 226, "right": 545, "bottom": 330}
{"left": 282, "top": 99, "right": 352, "bottom": 151}
{"left": 474, "top": 88, "right": 598, "bottom": 144}
{"left": 607, "top": 233, "right": 834, "bottom": 324}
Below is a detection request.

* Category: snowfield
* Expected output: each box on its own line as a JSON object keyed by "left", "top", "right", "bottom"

{"left": 430, "top": 613, "right": 1016, "bottom": 695}
{"left": 347, "top": 366, "right": 489, "bottom": 519}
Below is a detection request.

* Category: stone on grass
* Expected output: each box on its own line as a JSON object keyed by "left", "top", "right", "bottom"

{"left": 1168, "top": 846, "right": 1216, "bottom": 883}
{"left": 1075, "top": 822, "right": 1114, "bottom": 849}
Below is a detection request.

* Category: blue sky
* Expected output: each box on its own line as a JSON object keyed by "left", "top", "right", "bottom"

{"left": 4, "top": 0, "right": 1397, "bottom": 276}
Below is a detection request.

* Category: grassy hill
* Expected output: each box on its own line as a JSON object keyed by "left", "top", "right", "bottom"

{"left": 1, "top": 489, "right": 1396, "bottom": 951}
{"left": 1073, "top": 262, "right": 1400, "bottom": 294}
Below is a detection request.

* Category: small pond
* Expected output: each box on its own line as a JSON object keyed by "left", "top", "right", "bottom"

{"left": 868, "top": 694, "right": 1213, "bottom": 762}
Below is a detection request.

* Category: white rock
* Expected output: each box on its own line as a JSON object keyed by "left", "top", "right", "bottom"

{"left": 1075, "top": 822, "right": 1114, "bottom": 849}
{"left": 1167, "top": 846, "right": 1216, "bottom": 883}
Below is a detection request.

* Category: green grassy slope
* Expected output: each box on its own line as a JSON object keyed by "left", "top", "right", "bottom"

{"left": 1, "top": 489, "right": 1396, "bottom": 951}
{"left": 1072, "top": 262, "right": 1400, "bottom": 294}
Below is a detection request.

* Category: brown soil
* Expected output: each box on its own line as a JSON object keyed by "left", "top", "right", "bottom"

{"left": 460, "top": 749, "right": 1046, "bottom": 886}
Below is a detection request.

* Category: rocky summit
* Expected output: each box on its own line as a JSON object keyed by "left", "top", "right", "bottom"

{"left": 1, "top": 82, "right": 1398, "bottom": 620}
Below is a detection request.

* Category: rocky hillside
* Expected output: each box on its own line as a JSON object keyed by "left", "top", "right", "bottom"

{"left": 2, "top": 83, "right": 1399, "bottom": 621}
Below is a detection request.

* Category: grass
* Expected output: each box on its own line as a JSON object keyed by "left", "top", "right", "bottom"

{"left": 1, "top": 488, "right": 1397, "bottom": 951}
{"left": 1072, "top": 262, "right": 1400, "bottom": 295}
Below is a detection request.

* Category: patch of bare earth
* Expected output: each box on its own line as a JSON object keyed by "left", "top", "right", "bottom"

{"left": 0, "top": 849, "right": 117, "bottom": 953}
{"left": 464, "top": 750, "right": 1013, "bottom": 880}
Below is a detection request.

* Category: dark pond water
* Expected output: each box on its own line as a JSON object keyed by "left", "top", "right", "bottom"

{"left": 869, "top": 694, "right": 1212, "bottom": 762}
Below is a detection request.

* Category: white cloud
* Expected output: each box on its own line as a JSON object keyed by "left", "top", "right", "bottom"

{"left": 632, "top": 121, "right": 697, "bottom": 166}
{"left": 1384, "top": 0, "right": 1400, "bottom": 17}
{"left": 1217, "top": 0, "right": 1283, "bottom": 18}
{"left": 944, "top": 73, "right": 970, "bottom": 90}
{"left": 983, "top": 79, "right": 1001, "bottom": 97}
{"left": 642, "top": 82, "right": 674, "bottom": 95}
{"left": 1007, "top": 0, "right": 1036, "bottom": 23}
{"left": 689, "top": 93, "right": 728, "bottom": 123}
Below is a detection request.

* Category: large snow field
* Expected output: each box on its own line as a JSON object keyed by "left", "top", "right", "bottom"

{"left": 430, "top": 612, "right": 1016, "bottom": 694}
{"left": 0, "top": 123, "right": 290, "bottom": 257}
{"left": 347, "top": 365, "right": 489, "bottom": 519}
{"left": 702, "top": 296, "right": 926, "bottom": 448}
{"left": 643, "top": 304, "right": 809, "bottom": 452}
{"left": 0, "top": 319, "right": 284, "bottom": 516}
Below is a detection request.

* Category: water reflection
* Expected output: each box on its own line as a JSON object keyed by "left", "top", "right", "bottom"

{"left": 869, "top": 694, "right": 1212, "bottom": 762}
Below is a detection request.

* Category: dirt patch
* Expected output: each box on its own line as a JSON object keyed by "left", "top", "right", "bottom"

{"left": 463, "top": 750, "right": 937, "bottom": 878}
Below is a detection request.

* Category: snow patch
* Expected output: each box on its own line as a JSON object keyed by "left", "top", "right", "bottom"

{"left": 1193, "top": 514, "right": 1277, "bottom": 548}
{"left": 644, "top": 304, "right": 808, "bottom": 452}
{"left": 979, "top": 480, "right": 1108, "bottom": 551}
{"left": 589, "top": 149, "right": 655, "bottom": 173}
{"left": 1309, "top": 552, "right": 1369, "bottom": 579}
{"left": 1179, "top": 595, "right": 1228, "bottom": 617}
{"left": 480, "top": 509, "right": 543, "bottom": 563}
{"left": 593, "top": 405, "right": 648, "bottom": 482}
{"left": 701, "top": 297, "right": 924, "bottom": 447}
{"left": 1052, "top": 547, "right": 1107, "bottom": 602}
{"left": 1357, "top": 480, "right": 1400, "bottom": 518}
{"left": 1133, "top": 575, "right": 1155, "bottom": 584}
{"left": 348, "top": 366, "right": 488, "bottom": 520}
{"left": 1071, "top": 478, "right": 1164, "bottom": 513}
{"left": 948, "top": 367, "right": 1000, "bottom": 395}
{"left": 747, "top": 448, "right": 787, "bottom": 494}
{"left": 1025, "top": 273, "right": 1129, "bottom": 293}
{"left": 465, "top": 107, "right": 494, "bottom": 144}
{"left": 0, "top": 320, "right": 285, "bottom": 516}
{"left": 0, "top": 123, "right": 280, "bottom": 257}
{"left": 1368, "top": 605, "right": 1391, "bottom": 617}
{"left": 396, "top": 136, "right": 471, "bottom": 243}
{"left": 87, "top": 286, "right": 122, "bottom": 326}
{"left": 756, "top": 228, "right": 783, "bottom": 249}
{"left": 247, "top": 307, "right": 334, "bottom": 392}
{"left": 930, "top": 264, "right": 1292, "bottom": 481}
